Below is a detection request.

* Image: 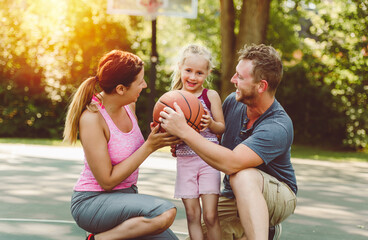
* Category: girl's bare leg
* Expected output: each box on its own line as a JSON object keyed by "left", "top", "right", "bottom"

{"left": 201, "top": 194, "right": 221, "bottom": 240}
{"left": 182, "top": 198, "right": 204, "bottom": 240}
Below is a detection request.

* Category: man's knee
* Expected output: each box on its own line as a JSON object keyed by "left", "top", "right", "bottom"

{"left": 229, "top": 168, "right": 263, "bottom": 192}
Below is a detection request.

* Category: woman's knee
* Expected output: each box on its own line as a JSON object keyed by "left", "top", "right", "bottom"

{"left": 139, "top": 208, "right": 176, "bottom": 235}
{"left": 153, "top": 208, "right": 177, "bottom": 231}
{"left": 165, "top": 208, "right": 177, "bottom": 225}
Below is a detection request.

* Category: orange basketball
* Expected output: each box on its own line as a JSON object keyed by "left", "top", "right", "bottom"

{"left": 152, "top": 90, "right": 205, "bottom": 132}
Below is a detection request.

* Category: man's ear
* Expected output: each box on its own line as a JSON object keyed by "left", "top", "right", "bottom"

{"left": 258, "top": 80, "right": 268, "bottom": 93}
{"left": 115, "top": 84, "right": 126, "bottom": 95}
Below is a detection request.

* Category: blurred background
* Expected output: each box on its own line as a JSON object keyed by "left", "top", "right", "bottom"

{"left": 0, "top": 0, "right": 367, "bottom": 152}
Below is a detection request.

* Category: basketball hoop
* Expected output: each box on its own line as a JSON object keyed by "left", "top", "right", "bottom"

{"left": 137, "top": 0, "right": 167, "bottom": 20}
{"left": 107, "top": 0, "right": 197, "bottom": 19}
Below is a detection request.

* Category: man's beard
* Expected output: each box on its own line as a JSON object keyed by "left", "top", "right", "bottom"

{"left": 236, "top": 87, "right": 257, "bottom": 106}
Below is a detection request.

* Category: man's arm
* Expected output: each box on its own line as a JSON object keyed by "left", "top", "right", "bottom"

{"left": 160, "top": 103, "right": 263, "bottom": 175}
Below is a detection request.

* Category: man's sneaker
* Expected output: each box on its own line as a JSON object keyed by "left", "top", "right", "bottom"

{"left": 269, "top": 223, "right": 282, "bottom": 240}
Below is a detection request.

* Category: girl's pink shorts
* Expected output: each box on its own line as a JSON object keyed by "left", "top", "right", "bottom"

{"left": 175, "top": 155, "right": 221, "bottom": 199}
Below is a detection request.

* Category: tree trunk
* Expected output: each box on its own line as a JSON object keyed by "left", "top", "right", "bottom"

{"left": 219, "top": 0, "right": 271, "bottom": 99}
{"left": 219, "top": 0, "right": 236, "bottom": 100}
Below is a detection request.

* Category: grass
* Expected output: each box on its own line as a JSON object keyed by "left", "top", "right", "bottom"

{"left": 0, "top": 138, "right": 81, "bottom": 147}
{"left": 291, "top": 144, "right": 367, "bottom": 162}
{"left": 0, "top": 138, "right": 367, "bottom": 162}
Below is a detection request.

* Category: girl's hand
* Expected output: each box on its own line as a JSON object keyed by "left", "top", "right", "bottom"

{"left": 146, "top": 124, "right": 181, "bottom": 151}
{"left": 200, "top": 109, "right": 213, "bottom": 131}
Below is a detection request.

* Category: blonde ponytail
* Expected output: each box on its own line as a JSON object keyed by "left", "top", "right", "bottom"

{"left": 170, "top": 66, "right": 183, "bottom": 90}
{"left": 63, "top": 77, "right": 97, "bottom": 144}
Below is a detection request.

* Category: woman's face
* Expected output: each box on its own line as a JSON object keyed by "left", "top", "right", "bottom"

{"left": 125, "top": 67, "right": 147, "bottom": 103}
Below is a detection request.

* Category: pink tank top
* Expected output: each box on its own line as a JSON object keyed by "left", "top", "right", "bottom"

{"left": 74, "top": 99, "right": 145, "bottom": 191}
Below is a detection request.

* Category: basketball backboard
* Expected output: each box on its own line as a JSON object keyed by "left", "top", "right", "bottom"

{"left": 107, "top": 0, "right": 198, "bottom": 19}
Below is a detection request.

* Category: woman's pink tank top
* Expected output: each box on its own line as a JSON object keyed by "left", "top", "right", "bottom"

{"left": 74, "top": 100, "right": 145, "bottom": 191}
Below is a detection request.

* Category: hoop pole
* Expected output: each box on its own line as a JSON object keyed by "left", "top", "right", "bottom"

{"left": 148, "top": 19, "right": 158, "bottom": 121}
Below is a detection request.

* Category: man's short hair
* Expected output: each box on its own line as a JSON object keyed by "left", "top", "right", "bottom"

{"left": 238, "top": 44, "right": 283, "bottom": 94}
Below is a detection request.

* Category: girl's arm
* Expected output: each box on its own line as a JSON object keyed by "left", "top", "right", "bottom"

{"left": 80, "top": 110, "right": 179, "bottom": 191}
{"left": 200, "top": 89, "right": 225, "bottom": 135}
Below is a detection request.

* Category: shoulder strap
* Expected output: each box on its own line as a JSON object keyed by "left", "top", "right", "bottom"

{"left": 201, "top": 88, "right": 211, "bottom": 110}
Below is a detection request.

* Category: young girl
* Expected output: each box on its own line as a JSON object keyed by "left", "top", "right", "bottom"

{"left": 171, "top": 44, "right": 225, "bottom": 240}
{"left": 64, "top": 50, "right": 180, "bottom": 240}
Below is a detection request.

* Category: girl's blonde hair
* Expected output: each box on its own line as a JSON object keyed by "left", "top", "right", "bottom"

{"left": 63, "top": 50, "right": 143, "bottom": 144}
{"left": 170, "top": 44, "right": 214, "bottom": 90}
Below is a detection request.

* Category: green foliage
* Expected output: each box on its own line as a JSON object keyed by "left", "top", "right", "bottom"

{"left": 0, "top": 66, "right": 66, "bottom": 138}
{"left": 62, "top": 0, "right": 134, "bottom": 85}
{"left": 0, "top": 0, "right": 65, "bottom": 138}
{"left": 0, "top": 0, "right": 136, "bottom": 139}
{"left": 267, "top": 0, "right": 301, "bottom": 59}
{"left": 277, "top": 61, "right": 347, "bottom": 146}
{"left": 270, "top": 0, "right": 367, "bottom": 150}
{"left": 300, "top": 0, "right": 368, "bottom": 149}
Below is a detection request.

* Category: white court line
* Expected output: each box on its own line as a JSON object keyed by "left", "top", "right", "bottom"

{"left": 0, "top": 218, "right": 75, "bottom": 224}
{"left": 0, "top": 218, "right": 188, "bottom": 236}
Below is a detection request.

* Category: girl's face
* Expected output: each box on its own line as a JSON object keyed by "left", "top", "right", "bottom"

{"left": 180, "top": 55, "right": 209, "bottom": 94}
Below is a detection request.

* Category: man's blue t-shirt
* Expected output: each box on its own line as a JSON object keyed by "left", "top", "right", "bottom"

{"left": 221, "top": 93, "right": 297, "bottom": 198}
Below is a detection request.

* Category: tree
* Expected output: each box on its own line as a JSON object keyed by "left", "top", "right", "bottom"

{"left": 220, "top": 0, "right": 271, "bottom": 99}
{"left": 303, "top": 0, "right": 368, "bottom": 149}
{"left": 0, "top": 0, "right": 136, "bottom": 138}
{"left": 0, "top": 0, "right": 64, "bottom": 138}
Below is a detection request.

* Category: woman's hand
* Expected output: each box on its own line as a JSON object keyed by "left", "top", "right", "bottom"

{"left": 170, "top": 144, "right": 177, "bottom": 157}
{"left": 146, "top": 124, "right": 181, "bottom": 152}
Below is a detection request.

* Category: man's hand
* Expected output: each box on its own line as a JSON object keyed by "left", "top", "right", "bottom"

{"left": 159, "top": 102, "right": 191, "bottom": 138}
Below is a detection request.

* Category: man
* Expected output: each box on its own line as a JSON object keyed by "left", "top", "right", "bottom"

{"left": 160, "top": 44, "right": 297, "bottom": 240}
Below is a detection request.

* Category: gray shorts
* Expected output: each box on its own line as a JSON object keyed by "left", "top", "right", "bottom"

{"left": 71, "top": 185, "right": 178, "bottom": 239}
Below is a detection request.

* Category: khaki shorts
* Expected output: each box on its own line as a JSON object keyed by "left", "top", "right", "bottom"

{"left": 190, "top": 170, "right": 296, "bottom": 240}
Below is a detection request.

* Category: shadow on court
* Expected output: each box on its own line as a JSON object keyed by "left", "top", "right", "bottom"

{"left": 0, "top": 144, "right": 367, "bottom": 240}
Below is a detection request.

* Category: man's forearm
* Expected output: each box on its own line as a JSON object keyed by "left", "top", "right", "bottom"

{"left": 180, "top": 128, "right": 237, "bottom": 175}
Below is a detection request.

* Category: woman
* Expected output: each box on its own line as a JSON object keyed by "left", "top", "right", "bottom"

{"left": 64, "top": 50, "right": 179, "bottom": 240}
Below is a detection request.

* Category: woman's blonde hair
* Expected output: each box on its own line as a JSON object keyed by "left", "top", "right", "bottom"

{"left": 63, "top": 50, "right": 143, "bottom": 144}
{"left": 170, "top": 44, "right": 214, "bottom": 90}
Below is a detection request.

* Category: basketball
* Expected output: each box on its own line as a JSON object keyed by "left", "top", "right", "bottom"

{"left": 152, "top": 90, "right": 205, "bottom": 132}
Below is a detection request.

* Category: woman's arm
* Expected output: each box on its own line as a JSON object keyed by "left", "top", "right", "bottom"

{"left": 80, "top": 110, "right": 179, "bottom": 191}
